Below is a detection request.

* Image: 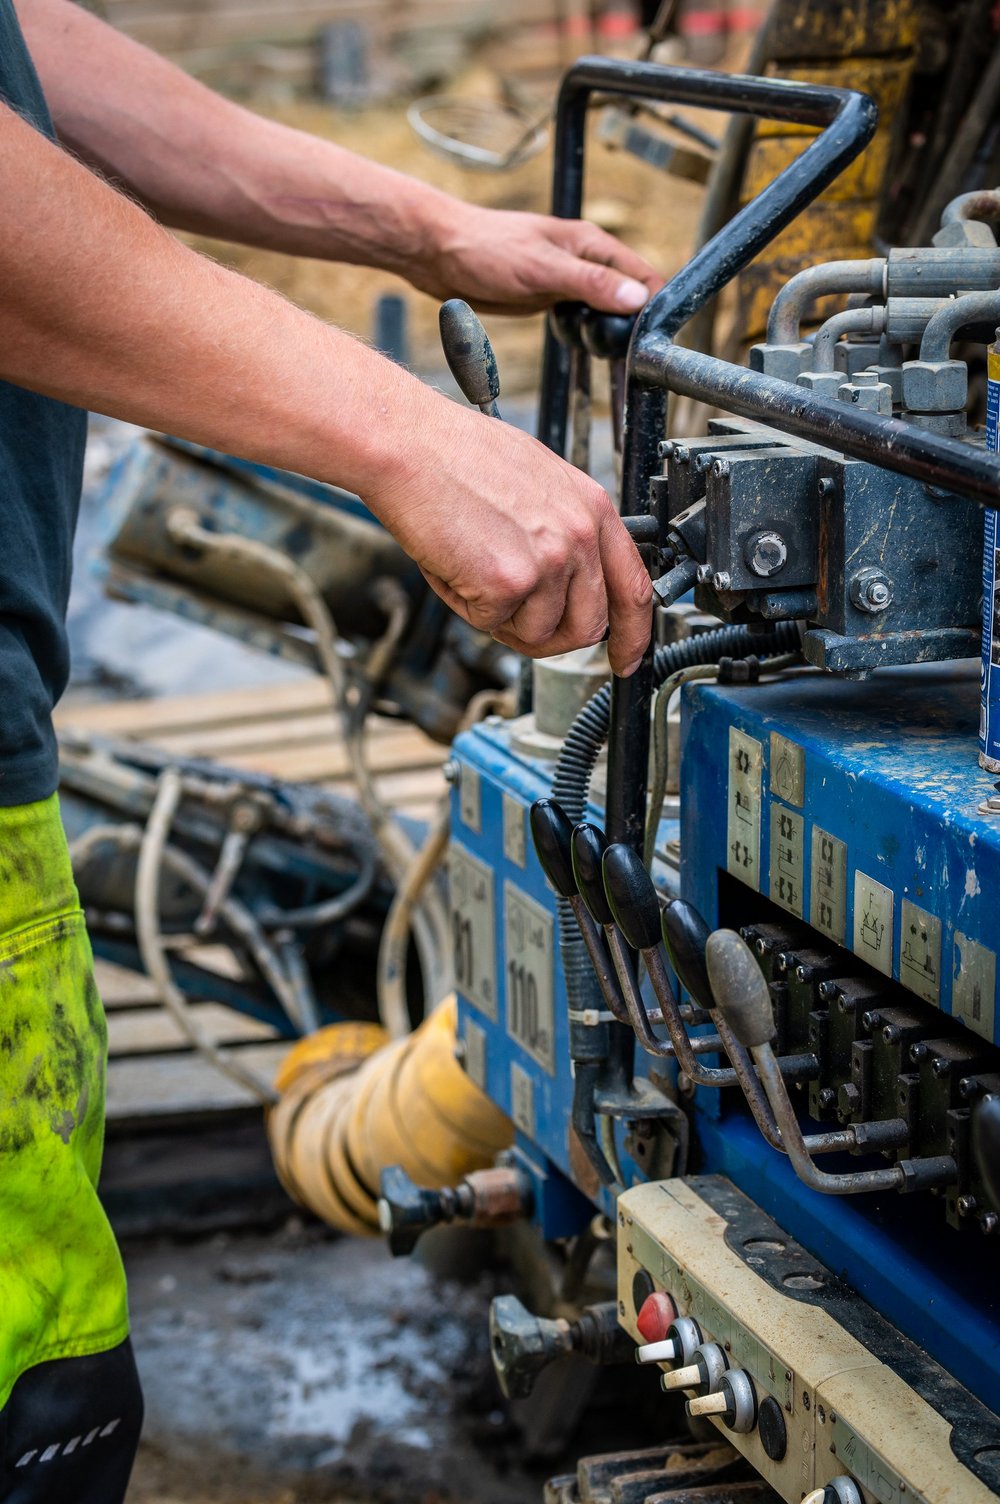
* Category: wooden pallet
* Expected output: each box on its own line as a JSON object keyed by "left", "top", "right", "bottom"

{"left": 59, "top": 676, "right": 447, "bottom": 1127}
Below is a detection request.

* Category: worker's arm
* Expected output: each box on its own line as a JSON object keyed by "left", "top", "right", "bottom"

{"left": 0, "top": 104, "right": 651, "bottom": 672}
{"left": 14, "top": 0, "right": 660, "bottom": 316}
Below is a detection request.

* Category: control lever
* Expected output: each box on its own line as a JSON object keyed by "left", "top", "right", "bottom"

{"left": 570, "top": 824, "right": 717, "bottom": 1065}
{"left": 489, "top": 1295, "right": 634, "bottom": 1399}
{"left": 705, "top": 930, "right": 957, "bottom": 1197}
{"left": 378, "top": 1164, "right": 533, "bottom": 1257}
{"left": 660, "top": 898, "right": 857, "bottom": 1152}
{"left": 530, "top": 799, "right": 630, "bottom": 1025}
{"left": 600, "top": 843, "right": 737, "bottom": 1086}
{"left": 439, "top": 299, "right": 501, "bottom": 417}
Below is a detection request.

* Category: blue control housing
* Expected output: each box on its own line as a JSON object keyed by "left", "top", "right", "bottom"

{"left": 451, "top": 663, "right": 1000, "bottom": 1411}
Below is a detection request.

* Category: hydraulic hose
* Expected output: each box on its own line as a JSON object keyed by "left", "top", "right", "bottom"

{"left": 551, "top": 619, "right": 802, "bottom": 1028}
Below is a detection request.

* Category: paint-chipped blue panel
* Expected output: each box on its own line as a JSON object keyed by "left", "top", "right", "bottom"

{"left": 682, "top": 660, "right": 1000, "bottom": 1045}
{"left": 450, "top": 717, "right": 679, "bottom": 1233}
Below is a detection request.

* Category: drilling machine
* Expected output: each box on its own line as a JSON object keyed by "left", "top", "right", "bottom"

{"left": 375, "top": 54, "right": 1000, "bottom": 1504}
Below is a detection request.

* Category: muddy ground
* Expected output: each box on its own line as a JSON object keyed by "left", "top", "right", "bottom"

{"left": 122, "top": 1218, "right": 660, "bottom": 1504}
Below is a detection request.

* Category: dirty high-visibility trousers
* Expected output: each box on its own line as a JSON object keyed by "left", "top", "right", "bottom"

{"left": 0, "top": 795, "right": 142, "bottom": 1502}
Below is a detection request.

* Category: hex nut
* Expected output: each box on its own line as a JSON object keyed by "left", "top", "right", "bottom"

{"left": 796, "top": 370, "right": 843, "bottom": 399}
{"left": 748, "top": 342, "right": 811, "bottom": 383}
{"left": 870, "top": 364, "right": 903, "bottom": 403}
{"left": 908, "top": 410, "right": 968, "bottom": 437}
{"left": 850, "top": 567, "right": 894, "bottom": 614}
{"left": 902, "top": 358, "right": 968, "bottom": 413}
{"left": 834, "top": 341, "right": 881, "bottom": 377}
{"left": 838, "top": 378, "right": 893, "bottom": 415}
{"left": 744, "top": 530, "right": 788, "bottom": 578}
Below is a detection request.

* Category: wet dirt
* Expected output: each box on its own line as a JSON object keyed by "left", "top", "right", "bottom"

{"left": 124, "top": 1221, "right": 551, "bottom": 1504}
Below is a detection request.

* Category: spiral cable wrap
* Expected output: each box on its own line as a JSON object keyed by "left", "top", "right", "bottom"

{"left": 551, "top": 621, "right": 803, "bottom": 1018}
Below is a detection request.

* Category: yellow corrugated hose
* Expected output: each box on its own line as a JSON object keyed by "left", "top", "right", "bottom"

{"left": 267, "top": 998, "right": 513, "bottom": 1235}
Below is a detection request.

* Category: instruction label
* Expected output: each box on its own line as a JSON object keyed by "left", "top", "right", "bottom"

{"left": 853, "top": 871, "right": 894, "bottom": 977}
{"left": 811, "top": 826, "right": 847, "bottom": 945}
{"left": 502, "top": 793, "right": 526, "bottom": 867}
{"left": 504, "top": 882, "right": 556, "bottom": 1073}
{"left": 769, "top": 732, "right": 805, "bottom": 807}
{"left": 770, "top": 803, "right": 804, "bottom": 917}
{"left": 953, "top": 931, "right": 997, "bottom": 1043}
{"left": 463, "top": 1016, "right": 487, "bottom": 1091}
{"left": 899, "top": 900, "right": 941, "bottom": 1006}
{"left": 510, "top": 1062, "right": 535, "bottom": 1137}
{"left": 727, "top": 728, "right": 762, "bottom": 889}
{"left": 449, "top": 842, "right": 497, "bottom": 1019}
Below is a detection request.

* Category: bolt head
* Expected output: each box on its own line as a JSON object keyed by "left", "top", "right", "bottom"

{"left": 850, "top": 567, "right": 894, "bottom": 615}
{"left": 696, "top": 563, "right": 713, "bottom": 585}
{"left": 712, "top": 570, "right": 732, "bottom": 592}
{"left": 744, "top": 530, "right": 788, "bottom": 578}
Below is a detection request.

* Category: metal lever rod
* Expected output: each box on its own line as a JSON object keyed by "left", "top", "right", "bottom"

{"left": 706, "top": 929, "right": 957, "bottom": 1196}
{"left": 598, "top": 843, "right": 736, "bottom": 1085}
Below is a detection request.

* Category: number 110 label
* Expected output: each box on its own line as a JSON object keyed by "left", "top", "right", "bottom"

{"left": 504, "top": 882, "right": 556, "bottom": 1074}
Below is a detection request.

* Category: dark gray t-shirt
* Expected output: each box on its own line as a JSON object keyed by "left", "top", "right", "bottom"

{"left": 0, "top": 0, "right": 87, "bottom": 806}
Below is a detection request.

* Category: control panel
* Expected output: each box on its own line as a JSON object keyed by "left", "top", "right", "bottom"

{"left": 617, "top": 1177, "right": 1000, "bottom": 1504}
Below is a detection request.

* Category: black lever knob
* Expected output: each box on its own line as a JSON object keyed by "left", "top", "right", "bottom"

{"left": 602, "top": 844, "right": 662, "bottom": 952}
{"left": 973, "top": 1093, "right": 1000, "bottom": 1214}
{"left": 378, "top": 1165, "right": 449, "bottom": 1257}
{"left": 661, "top": 900, "right": 713, "bottom": 1011}
{"left": 530, "top": 799, "right": 579, "bottom": 899}
{"left": 488, "top": 1295, "right": 575, "bottom": 1399}
{"left": 439, "top": 298, "right": 500, "bottom": 416}
{"left": 572, "top": 823, "right": 615, "bottom": 928}
{"left": 705, "top": 929, "right": 776, "bottom": 1049}
{"left": 579, "top": 307, "right": 637, "bottom": 360}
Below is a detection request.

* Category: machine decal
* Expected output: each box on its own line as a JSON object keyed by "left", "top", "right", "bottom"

{"left": 899, "top": 900, "right": 942, "bottom": 1006}
{"left": 463, "top": 1015, "right": 487, "bottom": 1091}
{"left": 459, "top": 763, "right": 482, "bottom": 832}
{"left": 502, "top": 792, "right": 526, "bottom": 867}
{"left": 770, "top": 803, "right": 805, "bottom": 918}
{"left": 852, "top": 871, "right": 894, "bottom": 977}
{"left": 953, "top": 931, "right": 997, "bottom": 1043}
{"left": 810, "top": 826, "right": 848, "bottom": 945}
{"left": 504, "top": 882, "right": 556, "bottom": 1074}
{"left": 770, "top": 733, "right": 805, "bottom": 807}
{"left": 728, "top": 727, "right": 762, "bottom": 889}
{"left": 449, "top": 842, "right": 497, "bottom": 1019}
{"left": 510, "top": 1061, "right": 535, "bottom": 1137}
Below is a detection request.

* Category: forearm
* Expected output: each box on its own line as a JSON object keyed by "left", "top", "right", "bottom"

{"left": 0, "top": 102, "right": 457, "bottom": 504}
{"left": 14, "top": 0, "right": 450, "bottom": 275}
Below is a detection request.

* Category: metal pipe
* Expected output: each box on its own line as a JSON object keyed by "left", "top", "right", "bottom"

{"left": 635, "top": 337, "right": 1000, "bottom": 509}
{"left": 886, "top": 246, "right": 1000, "bottom": 297}
{"left": 812, "top": 305, "right": 887, "bottom": 372}
{"left": 941, "top": 188, "right": 1000, "bottom": 230}
{"left": 920, "top": 292, "right": 1000, "bottom": 363}
{"left": 768, "top": 259, "right": 885, "bottom": 346}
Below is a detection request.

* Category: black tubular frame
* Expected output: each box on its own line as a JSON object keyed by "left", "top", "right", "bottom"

{"left": 538, "top": 58, "right": 1000, "bottom": 860}
{"left": 537, "top": 58, "right": 882, "bottom": 852}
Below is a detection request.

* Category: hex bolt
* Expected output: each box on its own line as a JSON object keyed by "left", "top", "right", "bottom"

{"left": 658, "top": 440, "right": 675, "bottom": 459}
{"left": 712, "top": 458, "right": 730, "bottom": 479}
{"left": 744, "top": 530, "right": 788, "bottom": 579}
{"left": 696, "top": 563, "right": 714, "bottom": 585}
{"left": 712, "top": 571, "right": 732, "bottom": 592}
{"left": 850, "top": 567, "right": 894, "bottom": 614}
{"left": 957, "top": 1195, "right": 978, "bottom": 1217}
{"left": 817, "top": 1087, "right": 837, "bottom": 1111}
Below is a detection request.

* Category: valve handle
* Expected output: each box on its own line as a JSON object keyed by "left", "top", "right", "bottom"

{"left": 972, "top": 1092, "right": 1000, "bottom": 1213}
{"left": 488, "top": 1295, "right": 573, "bottom": 1400}
{"left": 529, "top": 799, "right": 579, "bottom": 899}
{"left": 602, "top": 843, "right": 662, "bottom": 952}
{"left": 572, "top": 823, "right": 615, "bottom": 928}
{"left": 377, "top": 1165, "right": 446, "bottom": 1257}
{"left": 705, "top": 929, "right": 776, "bottom": 1048}
{"left": 439, "top": 299, "right": 500, "bottom": 415}
{"left": 661, "top": 900, "right": 713, "bottom": 1011}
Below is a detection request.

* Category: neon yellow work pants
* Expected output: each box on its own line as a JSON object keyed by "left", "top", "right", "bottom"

{"left": 0, "top": 795, "right": 129, "bottom": 1409}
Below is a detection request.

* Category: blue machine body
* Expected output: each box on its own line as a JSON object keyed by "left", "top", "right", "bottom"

{"left": 452, "top": 663, "right": 1000, "bottom": 1412}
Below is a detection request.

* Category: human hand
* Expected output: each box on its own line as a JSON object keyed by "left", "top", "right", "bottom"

{"left": 409, "top": 203, "right": 662, "bottom": 316}
{"left": 365, "top": 399, "right": 652, "bottom": 675}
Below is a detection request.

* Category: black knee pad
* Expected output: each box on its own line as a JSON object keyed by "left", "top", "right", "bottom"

{"left": 0, "top": 1339, "right": 144, "bottom": 1503}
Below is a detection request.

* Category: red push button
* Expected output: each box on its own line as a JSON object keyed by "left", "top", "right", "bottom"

{"left": 636, "top": 1291, "right": 678, "bottom": 1343}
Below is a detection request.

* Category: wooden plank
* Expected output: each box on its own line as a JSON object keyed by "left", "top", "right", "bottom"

{"left": 106, "top": 1040, "right": 289, "bottom": 1123}
{"left": 55, "top": 676, "right": 331, "bottom": 738}
{"left": 94, "top": 958, "right": 160, "bottom": 1007}
{"left": 151, "top": 714, "right": 442, "bottom": 769}
{"left": 221, "top": 733, "right": 445, "bottom": 784}
{"left": 107, "top": 1003, "right": 277, "bottom": 1055}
